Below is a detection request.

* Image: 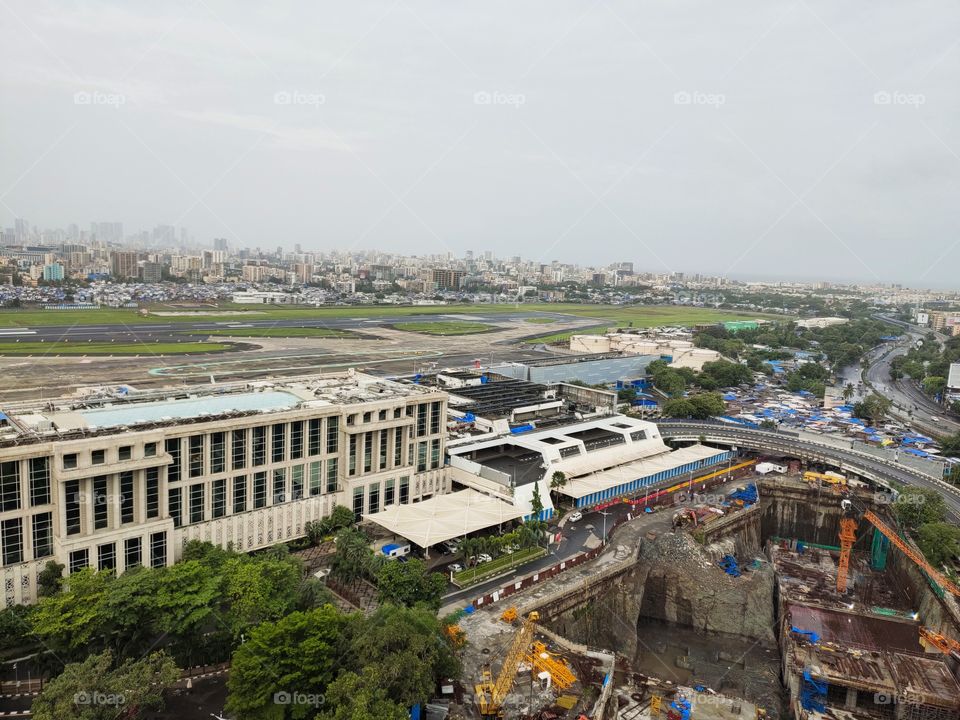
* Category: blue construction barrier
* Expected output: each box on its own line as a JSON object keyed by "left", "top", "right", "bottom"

{"left": 790, "top": 626, "right": 820, "bottom": 644}
{"left": 801, "top": 669, "right": 827, "bottom": 712}
{"left": 718, "top": 555, "right": 741, "bottom": 577}
{"left": 727, "top": 484, "right": 758, "bottom": 505}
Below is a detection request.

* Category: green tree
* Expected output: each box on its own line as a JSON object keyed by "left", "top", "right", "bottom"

{"left": 842, "top": 383, "right": 855, "bottom": 403}
{"left": 550, "top": 470, "right": 567, "bottom": 507}
{"left": 853, "top": 393, "right": 891, "bottom": 426}
{"left": 375, "top": 558, "right": 446, "bottom": 610}
{"left": 349, "top": 604, "right": 460, "bottom": 708}
{"left": 939, "top": 433, "right": 960, "bottom": 458}
{"left": 226, "top": 605, "right": 355, "bottom": 720}
{"left": 221, "top": 554, "right": 302, "bottom": 637}
{"left": 530, "top": 481, "right": 544, "bottom": 519}
{"left": 30, "top": 568, "right": 112, "bottom": 656}
{"left": 687, "top": 392, "right": 726, "bottom": 419}
{"left": 915, "top": 522, "right": 960, "bottom": 568}
{"left": 661, "top": 398, "right": 696, "bottom": 418}
{"left": 31, "top": 650, "right": 179, "bottom": 720}
{"left": 0, "top": 604, "right": 34, "bottom": 652}
{"left": 37, "top": 560, "right": 64, "bottom": 598}
{"left": 922, "top": 376, "right": 947, "bottom": 397}
{"left": 699, "top": 359, "right": 752, "bottom": 388}
{"left": 331, "top": 528, "right": 378, "bottom": 583}
{"left": 317, "top": 668, "right": 408, "bottom": 720}
{"left": 894, "top": 487, "right": 948, "bottom": 531}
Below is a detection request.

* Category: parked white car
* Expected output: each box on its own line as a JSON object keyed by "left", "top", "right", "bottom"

{"left": 448, "top": 563, "right": 463, "bottom": 573}
{"left": 477, "top": 553, "right": 493, "bottom": 563}
{"left": 568, "top": 511, "right": 583, "bottom": 523}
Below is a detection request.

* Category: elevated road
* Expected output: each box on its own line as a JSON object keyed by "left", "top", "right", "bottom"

{"left": 656, "top": 420, "right": 960, "bottom": 522}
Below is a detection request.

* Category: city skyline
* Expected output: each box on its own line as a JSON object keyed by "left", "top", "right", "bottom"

{"left": 2, "top": 2, "right": 959, "bottom": 286}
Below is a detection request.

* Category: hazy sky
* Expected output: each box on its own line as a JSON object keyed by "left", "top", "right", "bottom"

{"left": 2, "top": 1, "right": 959, "bottom": 286}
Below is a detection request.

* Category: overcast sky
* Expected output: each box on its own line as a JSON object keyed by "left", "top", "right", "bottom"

{"left": 1, "top": 1, "right": 959, "bottom": 286}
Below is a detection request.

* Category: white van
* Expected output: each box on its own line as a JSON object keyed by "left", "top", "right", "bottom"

{"left": 381, "top": 543, "right": 411, "bottom": 559}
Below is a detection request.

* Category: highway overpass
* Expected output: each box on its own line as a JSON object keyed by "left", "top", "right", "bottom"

{"left": 656, "top": 420, "right": 960, "bottom": 522}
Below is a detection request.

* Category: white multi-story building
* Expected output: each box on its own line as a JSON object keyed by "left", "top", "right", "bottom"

{"left": 0, "top": 371, "right": 447, "bottom": 606}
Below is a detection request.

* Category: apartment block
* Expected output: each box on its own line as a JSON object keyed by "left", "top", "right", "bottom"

{"left": 0, "top": 371, "right": 447, "bottom": 605}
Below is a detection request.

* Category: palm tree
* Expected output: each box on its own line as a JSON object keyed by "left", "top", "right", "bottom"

{"left": 842, "top": 383, "right": 855, "bottom": 403}
{"left": 550, "top": 471, "right": 568, "bottom": 508}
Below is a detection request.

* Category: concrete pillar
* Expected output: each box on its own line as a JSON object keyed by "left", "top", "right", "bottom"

{"left": 845, "top": 686, "right": 857, "bottom": 709}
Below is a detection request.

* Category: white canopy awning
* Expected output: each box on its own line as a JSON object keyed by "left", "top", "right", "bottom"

{"left": 362, "top": 489, "right": 525, "bottom": 548}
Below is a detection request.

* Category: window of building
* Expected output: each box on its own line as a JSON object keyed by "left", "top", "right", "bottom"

{"left": 252, "top": 426, "right": 266, "bottom": 466}
{"left": 394, "top": 407, "right": 402, "bottom": 419}
{"left": 124, "top": 537, "right": 141, "bottom": 569}
{"left": 91, "top": 449, "right": 106, "bottom": 465}
{"left": 29, "top": 457, "right": 50, "bottom": 506}
{"left": 430, "top": 401, "right": 441, "bottom": 434}
{"left": 406, "top": 405, "right": 414, "bottom": 417}
{"left": 291, "top": 465, "right": 304, "bottom": 501}
{"left": 233, "top": 476, "right": 247, "bottom": 513}
{"left": 394, "top": 427, "right": 403, "bottom": 466}
{"left": 326, "top": 416, "right": 339, "bottom": 453}
{"left": 120, "top": 471, "right": 134, "bottom": 524}
{"left": 211, "top": 432, "right": 226, "bottom": 474}
{"left": 416, "top": 403, "right": 427, "bottom": 437}
{"left": 63, "top": 453, "right": 78, "bottom": 470}
{"left": 189, "top": 435, "right": 204, "bottom": 478}
{"left": 399, "top": 476, "right": 410, "bottom": 504}
{"left": 430, "top": 440, "right": 441, "bottom": 470}
{"left": 165, "top": 438, "right": 181, "bottom": 482}
{"left": 119, "top": 445, "right": 132, "bottom": 461}
{"left": 352, "top": 486, "right": 363, "bottom": 521}
{"left": 363, "top": 431, "right": 373, "bottom": 473}
{"left": 346, "top": 414, "right": 356, "bottom": 426}
{"left": 97, "top": 542, "right": 116, "bottom": 572}
{"left": 326, "top": 458, "right": 338, "bottom": 493}
{"left": 69, "top": 549, "right": 89, "bottom": 573}
{"left": 368, "top": 483, "right": 380, "bottom": 514}
{"left": 65, "top": 479, "right": 81, "bottom": 535}
{"left": 309, "top": 461, "right": 322, "bottom": 496}
{"left": 168, "top": 487, "right": 182, "bottom": 527}
{"left": 93, "top": 476, "right": 109, "bottom": 530}
{"left": 308, "top": 418, "right": 322, "bottom": 456}
{"left": 417, "top": 442, "right": 427, "bottom": 472}
{"left": 144, "top": 442, "right": 157, "bottom": 458}
{"left": 385, "top": 478, "right": 395, "bottom": 507}
{"left": 272, "top": 468, "right": 287, "bottom": 504}
{"left": 1, "top": 461, "right": 20, "bottom": 512}
{"left": 212, "top": 478, "right": 226, "bottom": 518}
{"left": 379, "top": 431, "right": 388, "bottom": 470}
{"left": 1, "top": 518, "right": 23, "bottom": 565}
{"left": 272, "top": 423, "right": 286, "bottom": 463}
{"left": 363, "top": 411, "right": 372, "bottom": 423}
{"left": 145, "top": 467, "right": 160, "bottom": 519}
{"left": 189, "top": 484, "right": 204, "bottom": 524}
{"left": 379, "top": 409, "right": 388, "bottom": 421}
{"left": 32, "top": 512, "right": 53, "bottom": 559}
{"left": 232, "top": 429, "right": 247, "bottom": 470}
{"left": 290, "top": 421, "right": 304, "bottom": 460}
{"left": 150, "top": 532, "right": 166, "bottom": 569}
{"left": 347, "top": 435, "right": 357, "bottom": 477}
{"left": 253, "top": 472, "right": 267, "bottom": 508}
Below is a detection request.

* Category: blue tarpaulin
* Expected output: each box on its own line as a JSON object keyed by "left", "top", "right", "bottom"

{"left": 510, "top": 424, "right": 534, "bottom": 434}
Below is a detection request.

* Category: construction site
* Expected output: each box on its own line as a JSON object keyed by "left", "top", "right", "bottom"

{"left": 447, "top": 456, "right": 960, "bottom": 720}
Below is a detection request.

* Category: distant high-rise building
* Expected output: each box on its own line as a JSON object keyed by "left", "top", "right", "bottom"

{"left": 110, "top": 251, "right": 139, "bottom": 279}
{"left": 14, "top": 218, "right": 28, "bottom": 243}
{"left": 42, "top": 263, "right": 64, "bottom": 281}
{"left": 92, "top": 222, "right": 123, "bottom": 244}
{"left": 293, "top": 263, "right": 313, "bottom": 284}
{"left": 139, "top": 262, "right": 164, "bottom": 283}
{"left": 213, "top": 237, "right": 229, "bottom": 251}
{"left": 431, "top": 268, "right": 466, "bottom": 290}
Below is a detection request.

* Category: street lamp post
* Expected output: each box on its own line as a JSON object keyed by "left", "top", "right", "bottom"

{"left": 599, "top": 511, "right": 611, "bottom": 546}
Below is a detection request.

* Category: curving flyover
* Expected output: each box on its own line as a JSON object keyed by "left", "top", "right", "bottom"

{"left": 655, "top": 419, "right": 960, "bottom": 522}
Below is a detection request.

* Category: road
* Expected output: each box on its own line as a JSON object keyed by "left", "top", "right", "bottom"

{"left": 865, "top": 317, "right": 960, "bottom": 434}
{"left": 655, "top": 420, "right": 960, "bottom": 522}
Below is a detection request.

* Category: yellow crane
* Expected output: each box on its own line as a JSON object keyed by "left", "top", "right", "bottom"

{"left": 476, "top": 611, "right": 540, "bottom": 718}
{"left": 836, "top": 498, "right": 960, "bottom": 597}
{"left": 803, "top": 471, "right": 847, "bottom": 486}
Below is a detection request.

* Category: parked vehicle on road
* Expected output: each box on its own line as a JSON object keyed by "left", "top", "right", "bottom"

{"left": 568, "top": 511, "right": 583, "bottom": 523}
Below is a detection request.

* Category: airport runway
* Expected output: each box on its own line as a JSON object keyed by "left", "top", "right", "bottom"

{"left": 0, "top": 310, "right": 574, "bottom": 344}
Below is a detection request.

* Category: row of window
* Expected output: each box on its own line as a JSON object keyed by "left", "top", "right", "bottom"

{"left": 166, "top": 418, "right": 340, "bottom": 481}
{"left": 0, "top": 513, "right": 53, "bottom": 565}
{"left": 0, "top": 458, "right": 51, "bottom": 512}
{"left": 68, "top": 532, "right": 167, "bottom": 574}
{"left": 62, "top": 443, "right": 158, "bottom": 471}
{"left": 167, "top": 459, "right": 338, "bottom": 527}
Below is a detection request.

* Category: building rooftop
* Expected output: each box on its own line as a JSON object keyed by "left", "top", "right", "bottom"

{"left": 0, "top": 371, "right": 438, "bottom": 445}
